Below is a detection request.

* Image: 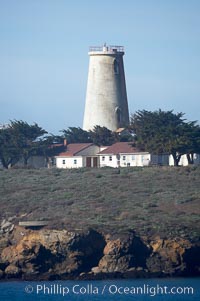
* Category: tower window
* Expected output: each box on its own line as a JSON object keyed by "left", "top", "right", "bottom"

{"left": 113, "top": 59, "right": 119, "bottom": 74}
{"left": 115, "top": 107, "right": 122, "bottom": 124}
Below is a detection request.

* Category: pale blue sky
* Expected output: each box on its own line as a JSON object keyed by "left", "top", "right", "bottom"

{"left": 0, "top": 0, "right": 200, "bottom": 134}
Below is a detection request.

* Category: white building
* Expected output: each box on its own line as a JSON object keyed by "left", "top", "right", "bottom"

{"left": 169, "top": 153, "right": 200, "bottom": 166}
{"left": 55, "top": 143, "right": 100, "bottom": 169}
{"left": 97, "top": 142, "right": 151, "bottom": 168}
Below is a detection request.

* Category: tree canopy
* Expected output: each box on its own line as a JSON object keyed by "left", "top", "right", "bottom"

{"left": 62, "top": 127, "right": 91, "bottom": 143}
{"left": 0, "top": 126, "right": 20, "bottom": 168}
{"left": 0, "top": 120, "right": 47, "bottom": 168}
{"left": 130, "top": 109, "right": 200, "bottom": 166}
{"left": 61, "top": 125, "right": 128, "bottom": 146}
{"left": 89, "top": 125, "right": 117, "bottom": 146}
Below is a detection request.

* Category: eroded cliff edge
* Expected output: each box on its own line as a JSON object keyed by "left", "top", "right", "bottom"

{"left": 0, "top": 226, "right": 199, "bottom": 280}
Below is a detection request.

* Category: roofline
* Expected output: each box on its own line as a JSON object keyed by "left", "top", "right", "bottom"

{"left": 54, "top": 155, "right": 83, "bottom": 158}
{"left": 73, "top": 143, "right": 94, "bottom": 155}
{"left": 54, "top": 143, "right": 95, "bottom": 157}
{"left": 97, "top": 151, "right": 150, "bottom": 156}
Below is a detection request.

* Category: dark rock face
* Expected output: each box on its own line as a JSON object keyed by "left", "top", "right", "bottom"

{"left": 0, "top": 228, "right": 106, "bottom": 280}
{"left": 183, "top": 245, "right": 200, "bottom": 276}
{"left": 68, "top": 229, "right": 106, "bottom": 272}
{"left": 0, "top": 227, "right": 199, "bottom": 280}
{"left": 98, "top": 232, "right": 151, "bottom": 273}
{"left": 5, "top": 265, "right": 21, "bottom": 278}
{"left": 146, "top": 238, "right": 200, "bottom": 277}
{"left": 0, "top": 269, "right": 4, "bottom": 279}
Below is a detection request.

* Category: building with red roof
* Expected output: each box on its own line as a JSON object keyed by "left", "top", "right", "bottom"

{"left": 97, "top": 142, "right": 151, "bottom": 168}
{"left": 54, "top": 143, "right": 100, "bottom": 168}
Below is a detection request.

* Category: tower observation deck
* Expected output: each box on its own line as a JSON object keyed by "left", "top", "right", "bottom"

{"left": 89, "top": 45, "right": 124, "bottom": 53}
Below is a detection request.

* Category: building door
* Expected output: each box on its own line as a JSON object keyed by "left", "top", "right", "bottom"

{"left": 93, "top": 157, "right": 98, "bottom": 167}
{"left": 86, "top": 157, "right": 91, "bottom": 167}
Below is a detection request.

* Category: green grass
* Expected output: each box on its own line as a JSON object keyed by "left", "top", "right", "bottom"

{"left": 0, "top": 166, "right": 200, "bottom": 240}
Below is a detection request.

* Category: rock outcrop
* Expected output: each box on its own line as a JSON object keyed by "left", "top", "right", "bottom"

{"left": 146, "top": 238, "right": 199, "bottom": 277}
{"left": 0, "top": 219, "right": 15, "bottom": 235}
{"left": 0, "top": 226, "right": 199, "bottom": 280}
{"left": 98, "top": 232, "right": 150, "bottom": 273}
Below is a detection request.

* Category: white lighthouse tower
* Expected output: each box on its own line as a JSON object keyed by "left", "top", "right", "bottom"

{"left": 83, "top": 44, "right": 129, "bottom": 131}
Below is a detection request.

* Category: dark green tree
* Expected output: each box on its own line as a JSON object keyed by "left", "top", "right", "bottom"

{"left": 0, "top": 120, "right": 47, "bottom": 167}
{"left": 130, "top": 109, "right": 194, "bottom": 166}
{"left": 180, "top": 122, "right": 200, "bottom": 164}
{"left": 89, "top": 125, "right": 116, "bottom": 146}
{"left": 62, "top": 127, "right": 91, "bottom": 143}
{"left": 9, "top": 120, "right": 47, "bottom": 165}
{"left": 0, "top": 127, "right": 20, "bottom": 168}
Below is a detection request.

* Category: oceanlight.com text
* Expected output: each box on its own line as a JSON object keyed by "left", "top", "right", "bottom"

{"left": 24, "top": 283, "right": 194, "bottom": 297}
{"left": 107, "top": 284, "right": 194, "bottom": 297}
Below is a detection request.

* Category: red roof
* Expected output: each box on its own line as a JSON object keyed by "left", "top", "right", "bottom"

{"left": 98, "top": 142, "right": 146, "bottom": 155}
{"left": 56, "top": 143, "right": 94, "bottom": 157}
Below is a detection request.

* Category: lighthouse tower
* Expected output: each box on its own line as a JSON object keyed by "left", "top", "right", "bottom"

{"left": 83, "top": 44, "right": 129, "bottom": 131}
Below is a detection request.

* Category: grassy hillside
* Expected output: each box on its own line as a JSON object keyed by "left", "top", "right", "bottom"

{"left": 0, "top": 166, "right": 199, "bottom": 240}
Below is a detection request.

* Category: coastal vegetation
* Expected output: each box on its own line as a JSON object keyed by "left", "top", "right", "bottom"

{"left": 0, "top": 166, "right": 199, "bottom": 241}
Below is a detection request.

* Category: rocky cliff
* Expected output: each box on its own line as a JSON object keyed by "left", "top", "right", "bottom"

{"left": 0, "top": 225, "right": 199, "bottom": 280}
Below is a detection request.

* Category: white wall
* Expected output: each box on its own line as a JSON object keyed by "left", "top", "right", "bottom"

{"left": 169, "top": 153, "right": 200, "bottom": 166}
{"left": 99, "top": 153, "right": 151, "bottom": 168}
{"left": 99, "top": 154, "right": 119, "bottom": 168}
{"left": 56, "top": 156, "right": 83, "bottom": 169}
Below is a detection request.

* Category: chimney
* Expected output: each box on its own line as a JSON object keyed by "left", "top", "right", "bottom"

{"left": 63, "top": 139, "right": 67, "bottom": 147}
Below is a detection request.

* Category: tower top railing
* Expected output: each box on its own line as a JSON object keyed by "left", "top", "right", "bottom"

{"left": 89, "top": 45, "right": 124, "bottom": 53}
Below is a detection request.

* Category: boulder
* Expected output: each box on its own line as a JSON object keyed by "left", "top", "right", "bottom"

{"left": 5, "top": 265, "right": 21, "bottom": 278}
{"left": 91, "top": 266, "right": 101, "bottom": 274}
{"left": 98, "top": 232, "right": 151, "bottom": 274}
{"left": 1, "top": 221, "right": 12, "bottom": 230}
{"left": 1, "top": 220, "right": 14, "bottom": 233}
{"left": 146, "top": 238, "right": 199, "bottom": 276}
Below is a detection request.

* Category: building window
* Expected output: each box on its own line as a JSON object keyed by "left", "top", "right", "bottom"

{"left": 62, "top": 160, "right": 65, "bottom": 164}
{"left": 141, "top": 156, "right": 145, "bottom": 162}
{"left": 132, "top": 155, "right": 135, "bottom": 160}
{"left": 102, "top": 156, "right": 105, "bottom": 161}
{"left": 109, "top": 156, "right": 112, "bottom": 161}
{"left": 122, "top": 155, "right": 126, "bottom": 160}
{"left": 74, "top": 159, "right": 77, "bottom": 164}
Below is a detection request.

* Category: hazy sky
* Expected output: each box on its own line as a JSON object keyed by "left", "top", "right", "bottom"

{"left": 0, "top": 0, "right": 200, "bottom": 134}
